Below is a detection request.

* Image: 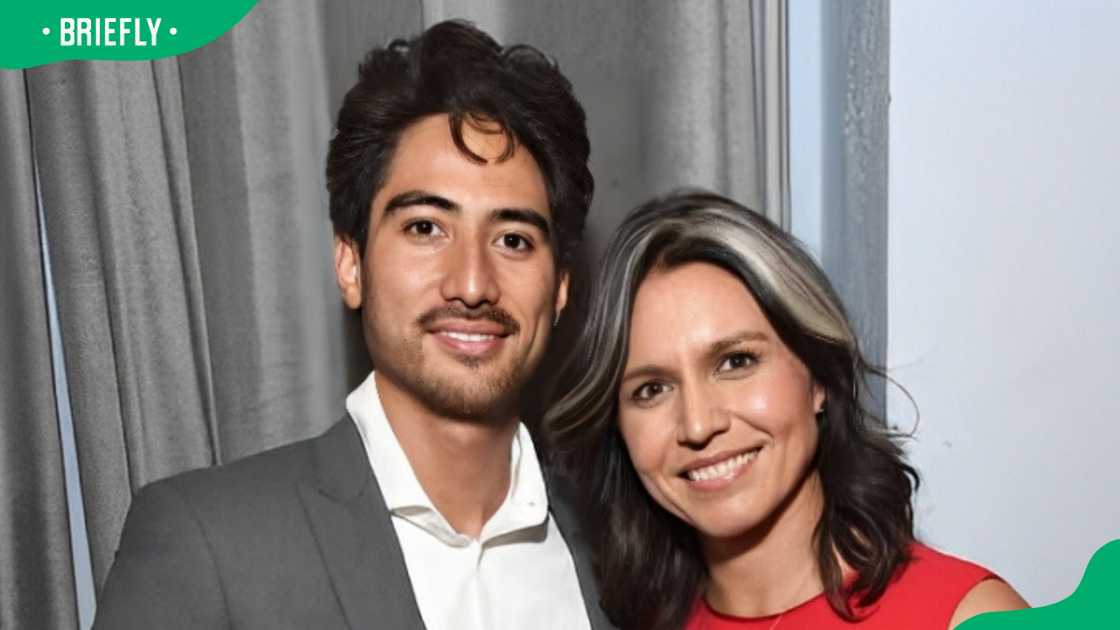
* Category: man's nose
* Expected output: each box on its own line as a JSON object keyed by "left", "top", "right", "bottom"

{"left": 439, "top": 237, "right": 501, "bottom": 307}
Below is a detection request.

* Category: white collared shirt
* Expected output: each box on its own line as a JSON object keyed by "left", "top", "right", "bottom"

{"left": 346, "top": 373, "right": 591, "bottom": 630}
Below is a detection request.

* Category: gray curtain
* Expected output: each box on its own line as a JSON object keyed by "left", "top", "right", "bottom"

{"left": 822, "top": 0, "right": 890, "bottom": 407}
{"left": 0, "top": 70, "right": 79, "bottom": 630}
{"left": 1, "top": 1, "right": 788, "bottom": 627}
{"left": 476, "top": 0, "right": 789, "bottom": 254}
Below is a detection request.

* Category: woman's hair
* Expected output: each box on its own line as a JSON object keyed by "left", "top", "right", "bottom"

{"left": 544, "top": 191, "right": 918, "bottom": 630}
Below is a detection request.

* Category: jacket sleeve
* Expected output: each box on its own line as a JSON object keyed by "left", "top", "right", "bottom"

{"left": 92, "top": 479, "right": 230, "bottom": 630}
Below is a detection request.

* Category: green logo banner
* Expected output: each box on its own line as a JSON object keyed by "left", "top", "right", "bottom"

{"left": 0, "top": 0, "right": 259, "bottom": 69}
{"left": 961, "top": 540, "right": 1120, "bottom": 628}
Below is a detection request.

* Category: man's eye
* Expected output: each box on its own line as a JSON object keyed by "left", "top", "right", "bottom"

{"left": 497, "top": 233, "right": 533, "bottom": 252}
{"left": 718, "top": 352, "right": 758, "bottom": 372}
{"left": 633, "top": 381, "right": 669, "bottom": 402}
{"left": 405, "top": 220, "right": 443, "bottom": 237}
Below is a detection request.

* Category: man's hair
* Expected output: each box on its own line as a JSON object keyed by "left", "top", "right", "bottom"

{"left": 326, "top": 20, "right": 593, "bottom": 266}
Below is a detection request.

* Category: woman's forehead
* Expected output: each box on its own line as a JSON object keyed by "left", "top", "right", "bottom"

{"left": 628, "top": 262, "right": 771, "bottom": 354}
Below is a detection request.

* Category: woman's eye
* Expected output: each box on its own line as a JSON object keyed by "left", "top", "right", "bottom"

{"left": 405, "top": 220, "right": 443, "bottom": 237}
{"left": 632, "top": 381, "right": 669, "bottom": 402}
{"left": 718, "top": 352, "right": 757, "bottom": 372}
{"left": 497, "top": 233, "right": 533, "bottom": 252}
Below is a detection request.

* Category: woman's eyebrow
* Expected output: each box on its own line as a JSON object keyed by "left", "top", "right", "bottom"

{"left": 620, "top": 363, "right": 671, "bottom": 383}
{"left": 708, "top": 330, "right": 768, "bottom": 355}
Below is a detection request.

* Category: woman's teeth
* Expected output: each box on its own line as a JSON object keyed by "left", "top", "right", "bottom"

{"left": 686, "top": 450, "right": 758, "bottom": 482}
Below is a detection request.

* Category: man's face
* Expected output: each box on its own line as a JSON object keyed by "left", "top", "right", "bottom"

{"left": 335, "top": 114, "right": 568, "bottom": 421}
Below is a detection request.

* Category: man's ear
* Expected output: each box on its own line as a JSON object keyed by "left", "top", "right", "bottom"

{"left": 334, "top": 235, "right": 363, "bottom": 310}
{"left": 553, "top": 269, "right": 570, "bottom": 322}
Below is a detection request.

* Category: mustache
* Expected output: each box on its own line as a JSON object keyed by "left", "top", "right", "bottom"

{"left": 416, "top": 305, "right": 520, "bottom": 335}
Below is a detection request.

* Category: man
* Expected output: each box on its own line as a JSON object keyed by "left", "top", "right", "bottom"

{"left": 94, "top": 20, "right": 610, "bottom": 629}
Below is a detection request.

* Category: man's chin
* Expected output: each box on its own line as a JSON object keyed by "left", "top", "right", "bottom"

{"left": 369, "top": 338, "right": 532, "bottom": 420}
{"left": 443, "top": 353, "right": 494, "bottom": 370}
{"left": 409, "top": 368, "right": 521, "bottom": 421}
{"left": 418, "top": 388, "right": 512, "bottom": 421}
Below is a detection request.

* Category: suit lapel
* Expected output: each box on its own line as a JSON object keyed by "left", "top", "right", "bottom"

{"left": 297, "top": 418, "right": 426, "bottom": 630}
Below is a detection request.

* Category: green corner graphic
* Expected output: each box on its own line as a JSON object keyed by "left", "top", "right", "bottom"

{"left": 0, "top": 1, "right": 258, "bottom": 69}
{"left": 960, "top": 540, "right": 1120, "bottom": 629}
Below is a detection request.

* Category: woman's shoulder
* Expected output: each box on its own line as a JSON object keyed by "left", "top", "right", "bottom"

{"left": 871, "top": 542, "right": 1003, "bottom": 626}
{"left": 899, "top": 543, "right": 1028, "bottom": 627}
{"left": 683, "top": 544, "right": 1016, "bottom": 630}
{"left": 903, "top": 542, "right": 998, "bottom": 586}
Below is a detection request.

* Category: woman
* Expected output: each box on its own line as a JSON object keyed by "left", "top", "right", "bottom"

{"left": 544, "top": 192, "right": 1027, "bottom": 629}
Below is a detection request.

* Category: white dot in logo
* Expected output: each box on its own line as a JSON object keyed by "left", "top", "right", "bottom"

{"left": 42, "top": 27, "right": 50, "bottom": 35}
{"left": 169, "top": 27, "right": 178, "bottom": 35}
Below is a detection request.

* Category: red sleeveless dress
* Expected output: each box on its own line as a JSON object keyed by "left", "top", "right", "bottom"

{"left": 685, "top": 544, "right": 998, "bottom": 629}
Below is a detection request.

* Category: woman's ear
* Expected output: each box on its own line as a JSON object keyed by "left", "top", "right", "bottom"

{"left": 812, "top": 382, "right": 827, "bottom": 416}
{"left": 334, "top": 235, "right": 363, "bottom": 309}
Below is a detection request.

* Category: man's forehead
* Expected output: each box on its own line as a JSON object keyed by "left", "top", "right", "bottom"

{"left": 398, "top": 114, "right": 515, "bottom": 164}
{"left": 371, "top": 114, "right": 551, "bottom": 220}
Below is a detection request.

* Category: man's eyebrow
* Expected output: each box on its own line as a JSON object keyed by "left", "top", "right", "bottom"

{"left": 490, "top": 208, "right": 552, "bottom": 237}
{"left": 382, "top": 190, "right": 460, "bottom": 216}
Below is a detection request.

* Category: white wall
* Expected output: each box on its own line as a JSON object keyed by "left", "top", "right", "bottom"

{"left": 889, "top": 0, "right": 1120, "bottom": 606}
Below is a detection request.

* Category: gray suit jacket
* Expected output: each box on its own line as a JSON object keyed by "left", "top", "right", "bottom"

{"left": 93, "top": 417, "right": 615, "bottom": 629}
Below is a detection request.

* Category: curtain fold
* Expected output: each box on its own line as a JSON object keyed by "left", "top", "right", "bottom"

{"left": 177, "top": 0, "right": 345, "bottom": 462}
{"left": 500, "top": 0, "right": 790, "bottom": 256}
{"left": 749, "top": 0, "right": 791, "bottom": 228}
{"left": 0, "top": 70, "right": 79, "bottom": 630}
{"left": 822, "top": 0, "right": 889, "bottom": 405}
{"left": 27, "top": 58, "right": 221, "bottom": 589}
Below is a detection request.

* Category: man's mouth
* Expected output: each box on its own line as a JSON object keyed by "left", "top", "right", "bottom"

{"left": 418, "top": 306, "right": 520, "bottom": 359}
{"left": 427, "top": 317, "right": 513, "bottom": 338}
{"left": 427, "top": 320, "right": 513, "bottom": 358}
{"left": 439, "top": 331, "right": 502, "bottom": 343}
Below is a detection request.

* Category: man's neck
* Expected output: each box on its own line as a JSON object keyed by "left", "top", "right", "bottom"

{"left": 701, "top": 471, "right": 836, "bottom": 617}
{"left": 373, "top": 371, "right": 519, "bottom": 539}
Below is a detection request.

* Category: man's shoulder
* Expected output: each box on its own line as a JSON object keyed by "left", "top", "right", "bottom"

{"left": 138, "top": 417, "right": 350, "bottom": 518}
{"left": 95, "top": 418, "right": 362, "bottom": 629}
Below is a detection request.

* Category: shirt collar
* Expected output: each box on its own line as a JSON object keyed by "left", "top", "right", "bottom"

{"left": 346, "top": 372, "right": 550, "bottom": 543}
{"left": 346, "top": 372, "right": 431, "bottom": 513}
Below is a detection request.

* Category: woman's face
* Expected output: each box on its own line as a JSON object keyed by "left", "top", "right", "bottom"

{"left": 617, "top": 262, "right": 824, "bottom": 540}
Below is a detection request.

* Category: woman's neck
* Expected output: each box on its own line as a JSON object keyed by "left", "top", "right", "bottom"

{"left": 701, "top": 470, "right": 830, "bottom": 618}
